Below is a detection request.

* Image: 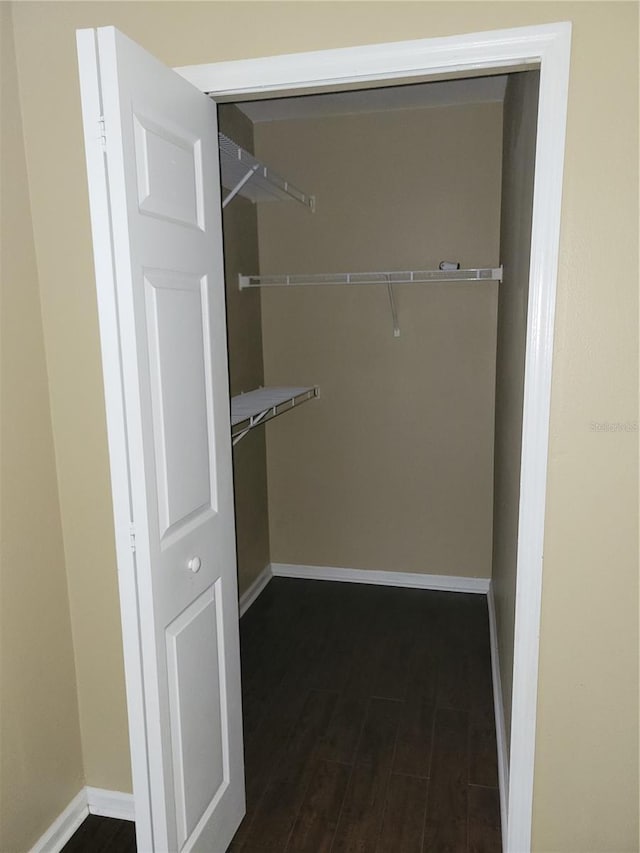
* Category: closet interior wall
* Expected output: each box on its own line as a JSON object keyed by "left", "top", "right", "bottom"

{"left": 253, "top": 99, "right": 503, "bottom": 578}
{"left": 492, "top": 70, "right": 540, "bottom": 746}
{"left": 218, "top": 105, "right": 270, "bottom": 596}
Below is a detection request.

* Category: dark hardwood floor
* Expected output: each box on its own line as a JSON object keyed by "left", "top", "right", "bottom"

{"left": 63, "top": 578, "right": 501, "bottom": 853}
{"left": 60, "top": 814, "right": 136, "bottom": 852}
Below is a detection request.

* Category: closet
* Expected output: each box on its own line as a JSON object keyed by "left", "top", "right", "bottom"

{"left": 218, "top": 75, "right": 516, "bottom": 595}
{"left": 76, "top": 24, "right": 546, "bottom": 846}
{"left": 213, "top": 75, "right": 541, "bottom": 850}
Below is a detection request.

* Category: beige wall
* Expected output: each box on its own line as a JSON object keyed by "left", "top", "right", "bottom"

{"left": 7, "top": 3, "right": 638, "bottom": 851}
{"left": 218, "top": 104, "right": 270, "bottom": 595}
{"left": 255, "top": 104, "right": 501, "bottom": 576}
{"left": 492, "top": 70, "right": 540, "bottom": 747}
{"left": 0, "top": 4, "right": 84, "bottom": 850}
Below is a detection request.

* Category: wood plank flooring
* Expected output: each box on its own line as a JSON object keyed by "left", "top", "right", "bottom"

{"left": 60, "top": 814, "right": 136, "bottom": 852}
{"left": 63, "top": 578, "right": 501, "bottom": 853}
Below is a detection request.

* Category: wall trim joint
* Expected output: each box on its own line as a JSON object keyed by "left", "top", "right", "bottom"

{"left": 487, "top": 582, "right": 510, "bottom": 849}
{"left": 29, "top": 788, "right": 135, "bottom": 853}
{"left": 270, "top": 562, "right": 490, "bottom": 593}
{"left": 238, "top": 563, "right": 273, "bottom": 616}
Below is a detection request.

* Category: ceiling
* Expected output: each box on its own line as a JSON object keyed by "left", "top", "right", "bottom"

{"left": 236, "top": 75, "right": 507, "bottom": 124}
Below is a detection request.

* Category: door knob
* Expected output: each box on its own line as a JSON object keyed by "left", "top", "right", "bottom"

{"left": 188, "top": 556, "right": 202, "bottom": 573}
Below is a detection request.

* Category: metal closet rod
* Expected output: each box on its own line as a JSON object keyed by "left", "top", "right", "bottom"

{"left": 239, "top": 267, "right": 503, "bottom": 289}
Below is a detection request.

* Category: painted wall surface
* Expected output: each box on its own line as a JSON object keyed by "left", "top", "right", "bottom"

{"left": 218, "top": 104, "right": 270, "bottom": 596}
{"left": 0, "top": 5, "right": 84, "bottom": 850}
{"left": 8, "top": 3, "right": 638, "bottom": 850}
{"left": 255, "top": 104, "right": 501, "bottom": 577}
{"left": 9, "top": 6, "right": 133, "bottom": 797}
{"left": 492, "top": 70, "right": 539, "bottom": 748}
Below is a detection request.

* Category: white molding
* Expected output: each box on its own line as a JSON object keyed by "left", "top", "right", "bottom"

{"left": 238, "top": 564, "right": 272, "bottom": 616}
{"left": 487, "top": 583, "right": 509, "bottom": 849}
{"left": 29, "top": 790, "right": 88, "bottom": 853}
{"left": 506, "top": 24, "right": 571, "bottom": 853}
{"left": 76, "top": 28, "right": 154, "bottom": 851}
{"left": 86, "top": 787, "right": 135, "bottom": 821}
{"left": 28, "top": 787, "right": 135, "bottom": 853}
{"left": 175, "top": 24, "right": 561, "bottom": 96}
{"left": 271, "top": 563, "right": 490, "bottom": 594}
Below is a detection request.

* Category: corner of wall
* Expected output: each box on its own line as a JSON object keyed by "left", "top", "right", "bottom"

{"left": 219, "top": 104, "right": 271, "bottom": 595}
{"left": 0, "top": 4, "right": 85, "bottom": 849}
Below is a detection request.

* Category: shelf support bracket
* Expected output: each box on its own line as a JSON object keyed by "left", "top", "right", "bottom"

{"left": 231, "top": 387, "right": 318, "bottom": 447}
{"left": 232, "top": 427, "right": 251, "bottom": 447}
{"left": 222, "top": 163, "right": 260, "bottom": 209}
{"left": 386, "top": 277, "right": 400, "bottom": 338}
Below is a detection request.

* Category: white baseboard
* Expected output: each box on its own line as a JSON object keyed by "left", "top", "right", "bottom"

{"left": 86, "top": 786, "right": 135, "bottom": 821}
{"left": 29, "top": 789, "right": 88, "bottom": 853}
{"left": 487, "top": 582, "right": 509, "bottom": 850}
{"left": 237, "top": 562, "right": 490, "bottom": 617}
{"left": 238, "top": 563, "right": 272, "bottom": 616}
{"left": 29, "top": 787, "right": 134, "bottom": 853}
{"left": 270, "top": 562, "right": 490, "bottom": 594}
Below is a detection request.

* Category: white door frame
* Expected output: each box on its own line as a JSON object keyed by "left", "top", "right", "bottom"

{"left": 175, "top": 22, "right": 571, "bottom": 852}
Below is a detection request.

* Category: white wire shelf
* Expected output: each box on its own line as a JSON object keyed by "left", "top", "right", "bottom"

{"left": 219, "top": 133, "right": 315, "bottom": 211}
{"left": 239, "top": 267, "right": 503, "bottom": 289}
{"left": 231, "top": 386, "right": 319, "bottom": 446}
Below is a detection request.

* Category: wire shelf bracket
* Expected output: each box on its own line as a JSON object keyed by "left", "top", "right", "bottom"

{"left": 219, "top": 133, "right": 316, "bottom": 212}
{"left": 231, "top": 386, "right": 319, "bottom": 446}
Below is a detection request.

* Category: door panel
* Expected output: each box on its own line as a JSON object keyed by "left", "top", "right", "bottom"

{"left": 144, "top": 270, "right": 216, "bottom": 537}
{"left": 166, "top": 582, "right": 227, "bottom": 847}
{"left": 77, "top": 26, "right": 244, "bottom": 853}
{"left": 133, "top": 114, "right": 205, "bottom": 229}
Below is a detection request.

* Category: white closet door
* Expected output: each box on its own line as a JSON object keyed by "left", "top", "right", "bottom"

{"left": 77, "top": 26, "right": 244, "bottom": 852}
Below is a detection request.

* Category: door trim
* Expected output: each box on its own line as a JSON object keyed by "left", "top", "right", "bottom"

{"left": 488, "top": 581, "right": 510, "bottom": 836}
{"left": 76, "top": 29, "right": 154, "bottom": 853}
{"left": 177, "top": 23, "right": 571, "bottom": 852}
